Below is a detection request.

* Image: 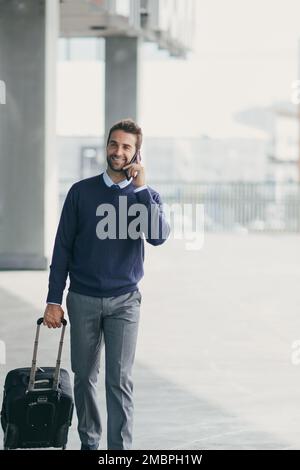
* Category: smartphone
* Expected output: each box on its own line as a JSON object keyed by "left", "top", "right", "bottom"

{"left": 124, "top": 150, "right": 141, "bottom": 181}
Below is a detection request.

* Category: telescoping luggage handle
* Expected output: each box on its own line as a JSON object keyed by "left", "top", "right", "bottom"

{"left": 27, "top": 317, "right": 67, "bottom": 393}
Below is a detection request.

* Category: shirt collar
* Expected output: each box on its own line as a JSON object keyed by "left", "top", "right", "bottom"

{"left": 103, "top": 170, "right": 132, "bottom": 189}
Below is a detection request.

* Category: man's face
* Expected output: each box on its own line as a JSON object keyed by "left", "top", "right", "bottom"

{"left": 106, "top": 130, "right": 137, "bottom": 173}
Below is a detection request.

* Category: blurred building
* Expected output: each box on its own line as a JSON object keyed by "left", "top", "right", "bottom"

{"left": 61, "top": 0, "right": 195, "bottom": 57}
{"left": 235, "top": 102, "right": 299, "bottom": 183}
{"left": 0, "top": 0, "right": 196, "bottom": 269}
{"left": 57, "top": 134, "right": 269, "bottom": 206}
{"left": 143, "top": 136, "right": 269, "bottom": 182}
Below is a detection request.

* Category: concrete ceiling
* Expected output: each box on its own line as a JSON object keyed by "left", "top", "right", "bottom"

{"left": 59, "top": 0, "right": 190, "bottom": 57}
{"left": 60, "top": 0, "right": 140, "bottom": 38}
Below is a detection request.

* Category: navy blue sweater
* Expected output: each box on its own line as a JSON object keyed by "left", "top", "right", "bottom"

{"left": 47, "top": 173, "right": 170, "bottom": 304}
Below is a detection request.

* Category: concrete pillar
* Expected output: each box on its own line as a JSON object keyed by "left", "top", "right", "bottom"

{"left": 0, "top": 0, "right": 59, "bottom": 269}
{"left": 105, "top": 36, "right": 141, "bottom": 138}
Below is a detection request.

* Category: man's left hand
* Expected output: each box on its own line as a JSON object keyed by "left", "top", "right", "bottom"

{"left": 123, "top": 163, "right": 146, "bottom": 188}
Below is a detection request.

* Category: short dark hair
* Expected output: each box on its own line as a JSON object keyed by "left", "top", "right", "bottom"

{"left": 106, "top": 118, "right": 143, "bottom": 151}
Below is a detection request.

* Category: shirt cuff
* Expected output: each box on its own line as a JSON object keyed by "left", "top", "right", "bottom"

{"left": 134, "top": 185, "right": 148, "bottom": 193}
{"left": 47, "top": 302, "right": 61, "bottom": 306}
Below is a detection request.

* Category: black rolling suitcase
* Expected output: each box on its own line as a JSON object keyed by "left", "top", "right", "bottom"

{"left": 1, "top": 318, "right": 74, "bottom": 450}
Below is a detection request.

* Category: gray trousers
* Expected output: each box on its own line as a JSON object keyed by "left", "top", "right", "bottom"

{"left": 66, "top": 289, "right": 141, "bottom": 450}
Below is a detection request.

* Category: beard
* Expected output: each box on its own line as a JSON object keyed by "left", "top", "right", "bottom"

{"left": 106, "top": 155, "right": 126, "bottom": 173}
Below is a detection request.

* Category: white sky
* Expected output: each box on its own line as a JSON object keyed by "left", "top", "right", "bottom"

{"left": 57, "top": 0, "right": 300, "bottom": 138}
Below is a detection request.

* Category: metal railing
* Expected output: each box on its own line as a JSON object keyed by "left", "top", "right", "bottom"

{"left": 150, "top": 181, "right": 300, "bottom": 233}
{"left": 59, "top": 180, "right": 300, "bottom": 233}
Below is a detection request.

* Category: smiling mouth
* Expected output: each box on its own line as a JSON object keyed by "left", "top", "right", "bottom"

{"left": 111, "top": 157, "right": 125, "bottom": 163}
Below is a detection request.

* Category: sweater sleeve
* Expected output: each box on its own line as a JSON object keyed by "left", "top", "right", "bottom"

{"left": 135, "top": 187, "right": 171, "bottom": 246}
{"left": 46, "top": 185, "right": 78, "bottom": 304}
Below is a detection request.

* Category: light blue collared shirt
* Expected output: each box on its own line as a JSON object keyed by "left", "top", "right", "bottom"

{"left": 103, "top": 170, "right": 147, "bottom": 193}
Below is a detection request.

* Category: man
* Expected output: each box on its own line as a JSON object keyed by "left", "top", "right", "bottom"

{"left": 43, "top": 119, "right": 170, "bottom": 450}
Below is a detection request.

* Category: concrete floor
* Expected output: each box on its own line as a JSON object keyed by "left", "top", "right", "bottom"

{"left": 1, "top": 234, "right": 300, "bottom": 450}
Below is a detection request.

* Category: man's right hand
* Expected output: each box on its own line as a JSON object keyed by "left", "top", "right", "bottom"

{"left": 43, "top": 304, "right": 64, "bottom": 328}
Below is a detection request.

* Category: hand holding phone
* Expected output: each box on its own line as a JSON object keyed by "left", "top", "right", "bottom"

{"left": 123, "top": 150, "right": 141, "bottom": 181}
